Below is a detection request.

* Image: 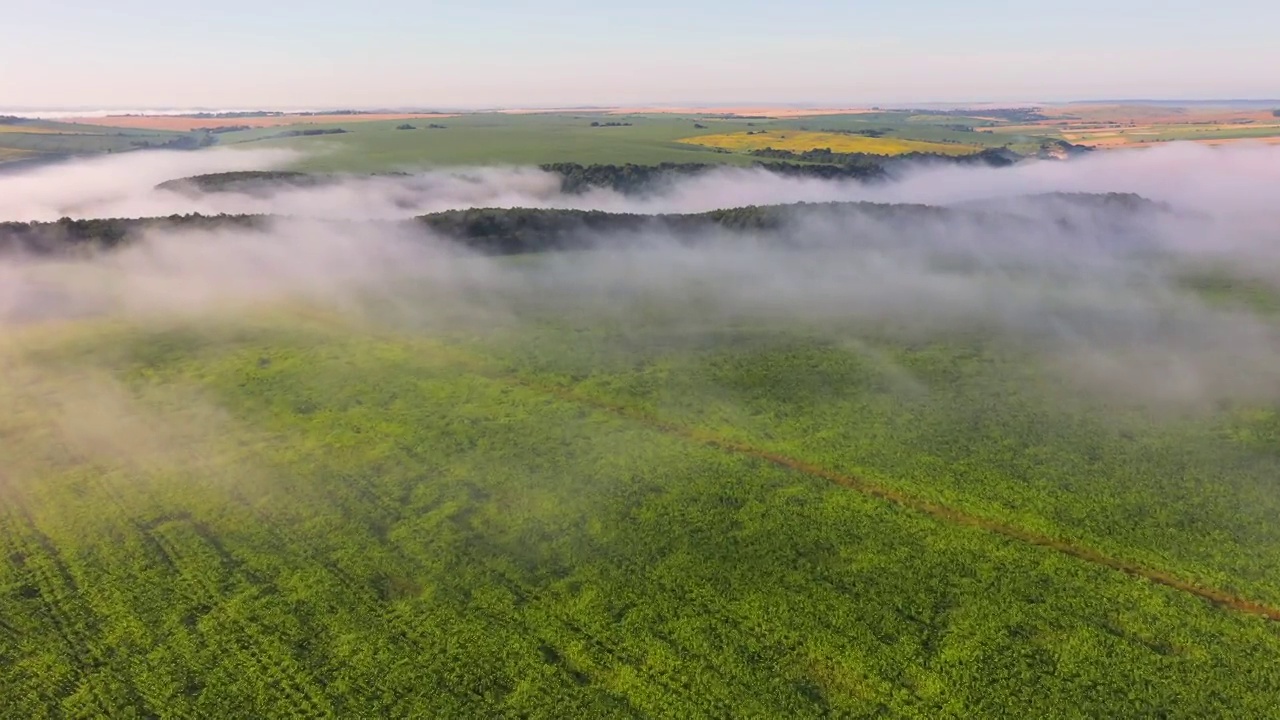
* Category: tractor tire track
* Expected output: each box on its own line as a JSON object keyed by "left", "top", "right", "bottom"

{"left": 548, "top": 381, "right": 1280, "bottom": 621}
{"left": 423, "top": 342, "right": 1280, "bottom": 624}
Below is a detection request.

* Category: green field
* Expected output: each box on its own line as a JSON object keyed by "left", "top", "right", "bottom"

{"left": 0, "top": 108, "right": 1091, "bottom": 172}
{"left": 212, "top": 114, "right": 762, "bottom": 170}
{"left": 6, "top": 105, "right": 1280, "bottom": 171}
{"left": 4, "top": 248, "right": 1280, "bottom": 716}
{"left": 208, "top": 112, "right": 1030, "bottom": 171}
{"left": 5, "top": 107, "right": 1280, "bottom": 716}
{"left": 0, "top": 109, "right": 1043, "bottom": 172}
{"left": 767, "top": 113, "right": 1025, "bottom": 149}
{"left": 0, "top": 119, "right": 187, "bottom": 165}
{"left": 1134, "top": 124, "right": 1280, "bottom": 143}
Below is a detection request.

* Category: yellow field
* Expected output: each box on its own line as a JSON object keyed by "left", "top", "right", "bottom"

{"left": 679, "top": 130, "right": 980, "bottom": 156}
{"left": 0, "top": 148, "right": 35, "bottom": 161}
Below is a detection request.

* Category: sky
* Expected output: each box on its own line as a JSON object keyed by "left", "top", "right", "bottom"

{"left": 3, "top": 0, "right": 1277, "bottom": 109}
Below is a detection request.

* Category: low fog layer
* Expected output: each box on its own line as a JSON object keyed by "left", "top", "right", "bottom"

{"left": 4, "top": 142, "right": 1280, "bottom": 223}
{"left": 2, "top": 143, "right": 1280, "bottom": 409}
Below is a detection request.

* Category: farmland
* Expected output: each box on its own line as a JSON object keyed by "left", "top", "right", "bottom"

{"left": 976, "top": 104, "right": 1280, "bottom": 148}
{"left": 4, "top": 186, "right": 1280, "bottom": 715}
{"left": 0, "top": 109, "right": 1028, "bottom": 171}
{"left": 57, "top": 113, "right": 459, "bottom": 133}
{"left": 7, "top": 103, "right": 1280, "bottom": 172}
{"left": 4, "top": 263, "right": 1280, "bottom": 716}
{"left": 214, "top": 111, "right": 1026, "bottom": 170}
{"left": 0, "top": 126, "right": 95, "bottom": 135}
{"left": 211, "top": 113, "right": 771, "bottom": 170}
{"left": 0, "top": 118, "right": 190, "bottom": 166}
{"left": 4, "top": 109, "right": 1280, "bottom": 716}
{"left": 180, "top": 104, "right": 1280, "bottom": 170}
{"left": 678, "top": 130, "right": 981, "bottom": 156}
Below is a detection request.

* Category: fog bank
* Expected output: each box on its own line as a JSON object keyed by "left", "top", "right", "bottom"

{"left": 2, "top": 142, "right": 1279, "bottom": 409}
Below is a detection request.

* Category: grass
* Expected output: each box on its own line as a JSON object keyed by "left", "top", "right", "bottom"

{"left": 1179, "top": 269, "right": 1280, "bottom": 316}
{"left": 678, "top": 130, "right": 980, "bottom": 156}
{"left": 5, "top": 255, "right": 1280, "bottom": 715}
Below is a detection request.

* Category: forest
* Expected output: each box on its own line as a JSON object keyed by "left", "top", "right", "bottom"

{"left": 0, "top": 194, "right": 1160, "bottom": 257}
{"left": 150, "top": 151, "right": 1031, "bottom": 201}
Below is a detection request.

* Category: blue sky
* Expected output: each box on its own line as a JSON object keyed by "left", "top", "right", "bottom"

{"left": 3, "top": 0, "right": 1277, "bottom": 108}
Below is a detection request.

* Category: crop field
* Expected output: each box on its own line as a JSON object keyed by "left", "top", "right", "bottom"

{"left": 0, "top": 132, "right": 176, "bottom": 156}
{"left": 979, "top": 105, "right": 1280, "bottom": 148}
{"left": 681, "top": 130, "right": 981, "bottom": 156}
{"left": 203, "top": 113, "right": 1012, "bottom": 171}
{"left": 204, "top": 114, "right": 757, "bottom": 170}
{"left": 0, "top": 120, "right": 189, "bottom": 164}
{"left": 11, "top": 104, "right": 1278, "bottom": 172}
{"left": 4, "top": 110, "right": 1280, "bottom": 716}
{"left": 209, "top": 113, "right": 768, "bottom": 170}
{"left": 58, "top": 114, "right": 460, "bottom": 133}
{"left": 0, "top": 148, "right": 35, "bottom": 162}
{"left": 4, "top": 252, "right": 1280, "bottom": 716}
{"left": 986, "top": 123, "right": 1280, "bottom": 148}
{"left": 0, "top": 126, "right": 97, "bottom": 135}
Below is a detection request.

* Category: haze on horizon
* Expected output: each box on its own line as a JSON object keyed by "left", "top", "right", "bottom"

{"left": 4, "top": 0, "right": 1278, "bottom": 110}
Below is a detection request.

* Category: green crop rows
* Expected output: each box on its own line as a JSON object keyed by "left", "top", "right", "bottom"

{"left": 3, "top": 284, "right": 1280, "bottom": 717}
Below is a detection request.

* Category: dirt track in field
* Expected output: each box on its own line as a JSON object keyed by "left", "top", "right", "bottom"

{"left": 590, "top": 387, "right": 1280, "bottom": 620}
{"left": 446, "top": 348, "right": 1280, "bottom": 623}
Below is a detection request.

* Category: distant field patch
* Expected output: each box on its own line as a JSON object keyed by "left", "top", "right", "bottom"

{"left": 0, "top": 125, "right": 95, "bottom": 135}
{"left": 679, "top": 130, "right": 980, "bottom": 156}
{"left": 59, "top": 113, "right": 458, "bottom": 132}
{"left": 980, "top": 106, "right": 1280, "bottom": 148}
{"left": 0, "top": 148, "right": 35, "bottom": 162}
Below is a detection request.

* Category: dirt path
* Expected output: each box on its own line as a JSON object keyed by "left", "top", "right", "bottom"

{"left": 315, "top": 326, "right": 1280, "bottom": 624}
{"left": 478, "top": 364, "right": 1280, "bottom": 622}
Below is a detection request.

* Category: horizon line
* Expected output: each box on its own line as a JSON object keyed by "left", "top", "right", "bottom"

{"left": 4, "top": 98, "right": 1279, "bottom": 117}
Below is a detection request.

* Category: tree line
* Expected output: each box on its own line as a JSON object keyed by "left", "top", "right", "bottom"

{"left": 415, "top": 203, "right": 960, "bottom": 254}
{"left": 539, "top": 150, "right": 1024, "bottom": 195}
{"left": 539, "top": 161, "right": 900, "bottom": 193}
{"left": 0, "top": 192, "right": 1161, "bottom": 258}
{"left": 886, "top": 107, "right": 1048, "bottom": 122}
{"left": 0, "top": 204, "right": 946, "bottom": 256}
{"left": 0, "top": 214, "right": 271, "bottom": 255}
{"left": 155, "top": 171, "right": 334, "bottom": 194}
{"left": 151, "top": 149, "right": 1038, "bottom": 201}
{"left": 748, "top": 146, "right": 1022, "bottom": 168}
